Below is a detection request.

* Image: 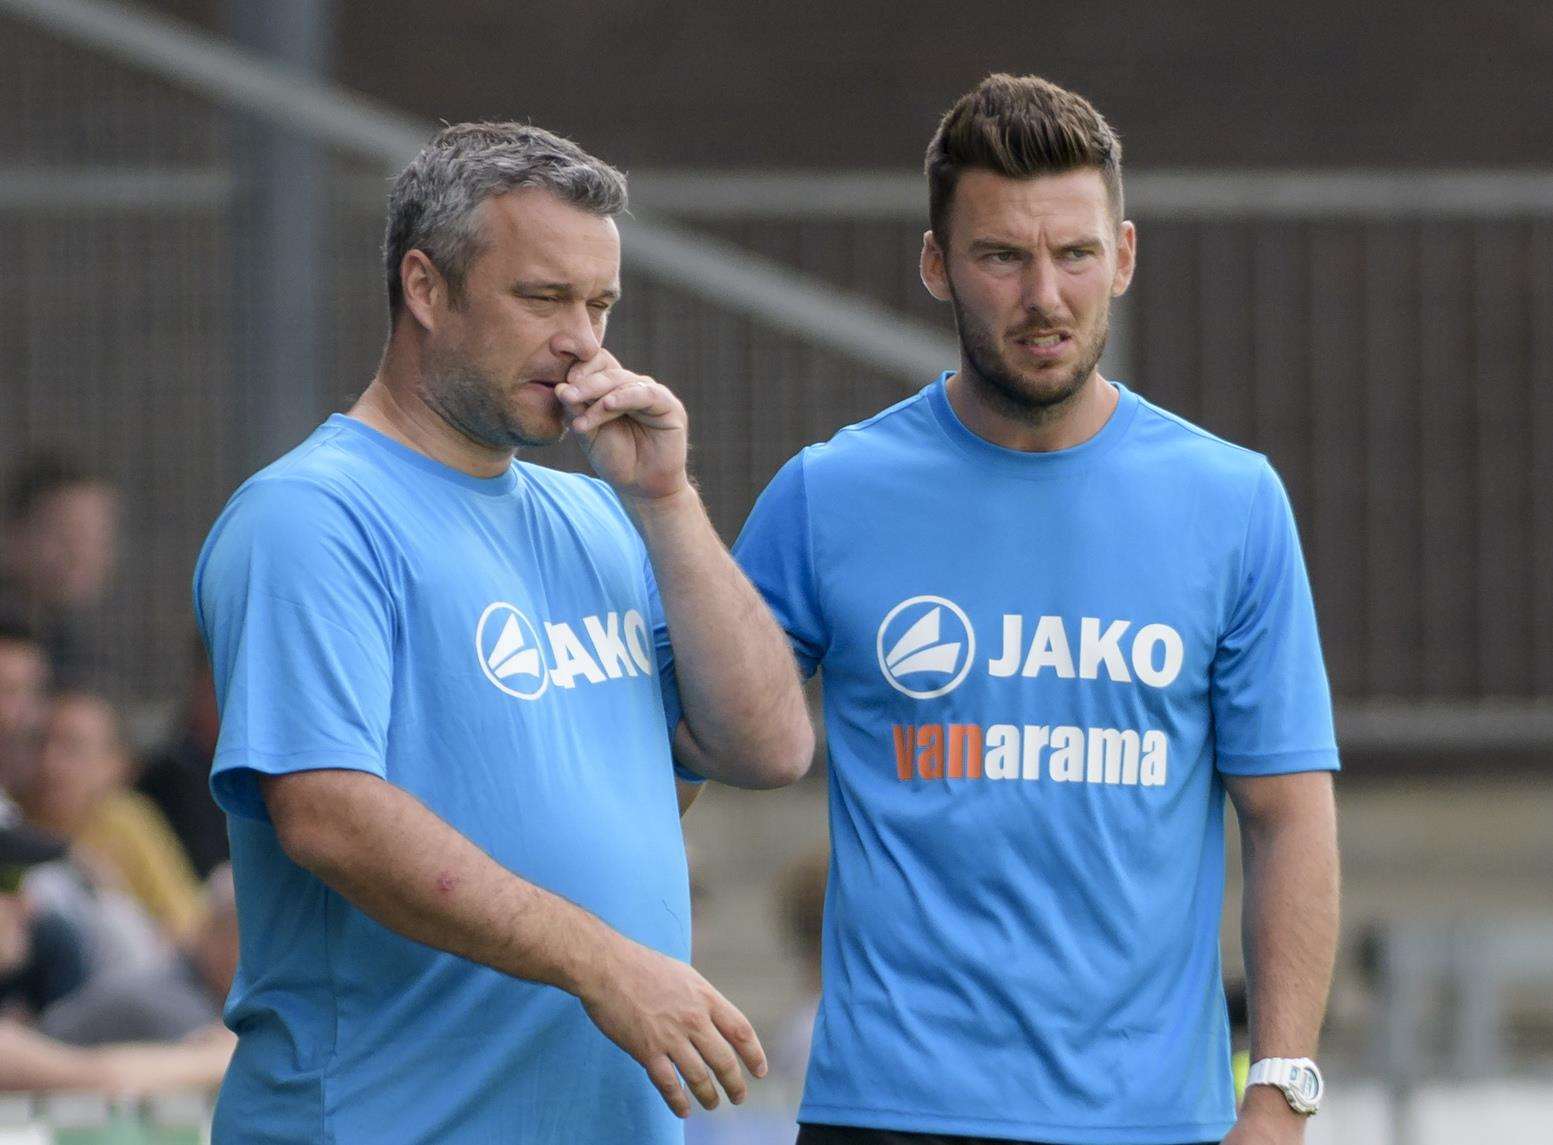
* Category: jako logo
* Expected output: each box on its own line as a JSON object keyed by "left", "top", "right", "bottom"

{"left": 476, "top": 602, "right": 551, "bottom": 700}
{"left": 876, "top": 595, "right": 976, "bottom": 700}
{"left": 476, "top": 601, "right": 657, "bottom": 702}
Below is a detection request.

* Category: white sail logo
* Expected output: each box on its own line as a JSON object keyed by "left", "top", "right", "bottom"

{"left": 476, "top": 603, "right": 550, "bottom": 701}
{"left": 876, "top": 596, "right": 976, "bottom": 700}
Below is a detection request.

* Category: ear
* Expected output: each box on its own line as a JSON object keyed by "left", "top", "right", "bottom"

{"left": 399, "top": 250, "right": 447, "bottom": 332}
{"left": 1111, "top": 220, "right": 1137, "bottom": 298}
{"left": 920, "top": 229, "right": 952, "bottom": 302}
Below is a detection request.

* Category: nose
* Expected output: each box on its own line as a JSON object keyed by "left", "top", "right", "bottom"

{"left": 1020, "top": 253, "right": 1065, "bottom": 319}
{"left": 550, "top": 303, "right": 603, "bottom": 364}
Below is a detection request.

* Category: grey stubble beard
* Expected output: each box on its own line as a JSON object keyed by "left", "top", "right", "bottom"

{"left": 418, "top": 346, "right": 564, "bottom": 451}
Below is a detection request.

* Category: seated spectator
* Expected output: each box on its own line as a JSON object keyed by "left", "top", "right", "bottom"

{"left": 22, "top": 852, "right": 169, "bottom": 981}
{"left": 0, "top": 818, "right": 88, "bottom": 1016}
{"left": 1, "top": 628, "right": 166, "bottom": 978}
{"left": 0, "top": 456, "right": 120, "bottom": 690}
{"left": 0, "top": 618, "right": 48, "bottom": 800}
{"left": 138, "top": 638, "right": 226, "bottom": 878}
{"left": 42, "top": 864, "right": 236, "bottom": 1046}
{"left": 21, "top": 691, "right": 202, "bottom": 941}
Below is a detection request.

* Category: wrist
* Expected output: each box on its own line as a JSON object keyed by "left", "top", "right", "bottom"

{"left": 536, "top": 904, "right": 617, "bottom": 999}
{"left": 1241, "top": 1082, "right": 1305, "bottom": 1121}
{"left": 623, "top": 482, "right": 703, "bottom": 532}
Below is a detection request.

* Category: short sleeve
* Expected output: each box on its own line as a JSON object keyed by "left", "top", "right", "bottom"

{"left": 732, "top": 452, "right": 829, "bottom": 678}
{"left": 1212, "top": 462, "right": 1340, "bottom": 776}
{"left": 194, "top": 479, "right": 395, "bottom": 820}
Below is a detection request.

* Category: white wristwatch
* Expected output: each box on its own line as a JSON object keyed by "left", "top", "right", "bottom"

{"left": 1245, "top": 1057, "right": 1324, "bottom": 1115}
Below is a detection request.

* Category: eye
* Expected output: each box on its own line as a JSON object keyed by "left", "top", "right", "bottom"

{"left": 984, "top": 249, "right": 1020, "bottom": 264}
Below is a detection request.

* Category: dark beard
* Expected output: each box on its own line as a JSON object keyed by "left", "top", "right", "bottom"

{"left": 948, "top": 279, "right": 1109, "bottom": 425}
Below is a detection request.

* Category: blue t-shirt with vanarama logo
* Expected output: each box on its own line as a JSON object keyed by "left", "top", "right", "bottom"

{"left": 195, "top": 415, "right": 689, "bottom": 1145}
{"left": 734, "top": 375, "right": 1338, "bottom": 1145}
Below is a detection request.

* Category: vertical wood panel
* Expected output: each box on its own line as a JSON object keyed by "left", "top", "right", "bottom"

{"left": 1472, "top": 224, "right": 1533, "bottom": 694}
{"left": 1307, "top": 224, "right": 1368, "bottom": 695}
{"left": 1361, "top": 225, "right": 1423, "bottom": 696}
{"left": 1532, "top": 222, "right": 1553, "bottom": 695}
{"left": 1416, "top": 225, "right": 1479, "bottom": 696}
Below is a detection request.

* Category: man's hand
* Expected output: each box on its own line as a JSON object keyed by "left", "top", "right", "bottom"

{"left": 575, "top": 933, "right": 767, "bottom": 1118}
{"left": 558, "top": 351, "right": 689, "bottom": 504}
{"left": 1222, "top": 1086, "right": 1308, "bottom": 1144}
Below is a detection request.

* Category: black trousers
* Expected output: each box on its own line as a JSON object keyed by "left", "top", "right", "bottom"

{"left": 797, "top": 1125, "right": 1218, "bottom": 1145}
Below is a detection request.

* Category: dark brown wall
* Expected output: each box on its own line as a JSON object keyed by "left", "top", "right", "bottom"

{"left": 149, "top": 0, "right": 1553, "bottom": 168}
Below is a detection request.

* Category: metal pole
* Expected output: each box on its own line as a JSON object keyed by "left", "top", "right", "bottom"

{"left": 226, "top": 0, "right": 337, "bottom": 468}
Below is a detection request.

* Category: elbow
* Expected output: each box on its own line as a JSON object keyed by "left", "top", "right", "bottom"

{"left": 266, "top": 791, "right": 348, "bottom": 879}
{"left": 678, "top": 703, "right": 817, "bottom": 789}
{"left": 747, "top": 719, "right": 816, "bottom": 789}
{"left": 271, "top": 811, "right": 333, "bottom": 875}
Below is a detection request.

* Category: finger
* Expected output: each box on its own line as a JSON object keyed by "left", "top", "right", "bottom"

{"left": 568, "top": 397, "right": 634, "bottom": 438}
{"left": 688, "top": 1023, "right": 748, "bottom": 1105}
{"left": 645, "top": 1054, "right": 691, "bottom": 1119}
{"left": 669, "top": 1040, "right": 720, "bottom": 1111}
{"left": 711, "top": 999, "right": 768, "bottom": 1079}
{"left": 568, "top": 381, "right": 664, "bottom": 435}
{"left": 575, "top": 381, "right": 679, "bottom": 434}
{"left": 564, "top": 349, "right": 620, "bottom": 386}
{"left": 557, "top": 368, "right": 641, "bottom": 407}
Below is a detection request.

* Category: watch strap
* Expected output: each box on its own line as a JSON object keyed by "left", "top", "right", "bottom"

{"left": 1246, "top": 1057, "right": 1322, "bottom": 1114}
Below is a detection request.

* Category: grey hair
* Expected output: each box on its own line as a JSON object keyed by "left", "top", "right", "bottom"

{"left": 382, "top": 121, "right": 628, "bottom": 318}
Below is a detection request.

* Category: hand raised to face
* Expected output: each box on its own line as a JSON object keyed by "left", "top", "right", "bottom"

{"left": 556, "top": 351, "right": 691, "bottom": 505}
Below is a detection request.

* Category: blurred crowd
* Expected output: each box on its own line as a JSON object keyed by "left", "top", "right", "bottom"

{"left": 0, "top": 455, "right": 232, "bottom": 1095}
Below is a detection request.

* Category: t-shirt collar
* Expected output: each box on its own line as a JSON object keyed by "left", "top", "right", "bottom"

{"left": 926, "top": 370, "right": 1139, "bottom": 478}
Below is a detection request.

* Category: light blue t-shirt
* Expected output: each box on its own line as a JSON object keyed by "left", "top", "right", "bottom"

{"left": 194, "top": 415, "right": 691, "bottom": 1144}
{"left": 734, "top": 376, "right": 1339, "bottom": 1145}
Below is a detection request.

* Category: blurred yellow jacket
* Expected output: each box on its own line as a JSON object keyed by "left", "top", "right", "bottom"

{"left": 78, "top": 791, "right": 203, "bottom": 941}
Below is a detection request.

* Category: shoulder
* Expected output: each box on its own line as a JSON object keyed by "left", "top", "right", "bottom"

{"left": 220, "top": 426, "right": 385, "bottom": 531}
{"left": 198, "top": 431, "right": 393, "bottom": 582}
{"left": 1122, "top": 389, "right": 1279, "bottom": 508}
{"left": 793, "top": 385, "right": 939, "bottom": 483}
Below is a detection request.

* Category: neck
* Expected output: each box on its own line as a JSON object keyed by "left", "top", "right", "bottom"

{"left": 945, "top": 364, "right": 1117, "bottom": 452}
{"left": 351, "top": 333, "right": 514, "bottom": 479}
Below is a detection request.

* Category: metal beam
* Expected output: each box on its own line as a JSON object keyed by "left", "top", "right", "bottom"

{"left": 10, "top": 163, "right": 1553, "bottom": 222}
{"left": 619, "top": 215, "right": 955, "bottom": 379}
{"left": 627, "top": 168, "right": 1553, "bottom": 220}
{"left": 1335, "top": 701, "right": 1553, "bottom": 753}
{"left": 0, "top": 165, "right": 232, "bottom": 210}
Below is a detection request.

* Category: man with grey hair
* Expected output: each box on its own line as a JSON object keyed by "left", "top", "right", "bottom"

{"left": 195, "top": 122, "right": 813, "bottom": 1143}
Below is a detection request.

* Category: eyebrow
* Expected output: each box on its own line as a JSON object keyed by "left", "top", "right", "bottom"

{"left": 966, "top": 235, "right": 1105, "bottom": 253}
{"left": 512, "top": 280, "right": 621, "bottom": 303}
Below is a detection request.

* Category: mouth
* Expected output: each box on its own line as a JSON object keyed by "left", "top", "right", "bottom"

{"left": 1006, "top": 327, "right": 1068, "bottom": 358}
{"left": 1011, "top": 330, "right": 1072, "bottom": 359}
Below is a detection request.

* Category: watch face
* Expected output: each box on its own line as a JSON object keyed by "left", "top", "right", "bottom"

{"left": 1292, "top": 1066, "right": 1323, "bottom": 1111}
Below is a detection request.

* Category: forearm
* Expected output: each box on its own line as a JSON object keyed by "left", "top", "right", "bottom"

{"left": 628, "top": 487, "right": 812, "bottom": 787}
{"left": 263, "top": 771, "right": 621, "bottom": 996}
{"left": 0, "top": 1022, "right": 230, "bottom": 1095}
{"left": 94, "top": 1032, "right": 234, "bottom": 1095}
{"left": 1236, "top": 778, "right": 1340, "bottom": 1059}
{"left": 0, "top": 1022, "right": 108, "bottom": 1091}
